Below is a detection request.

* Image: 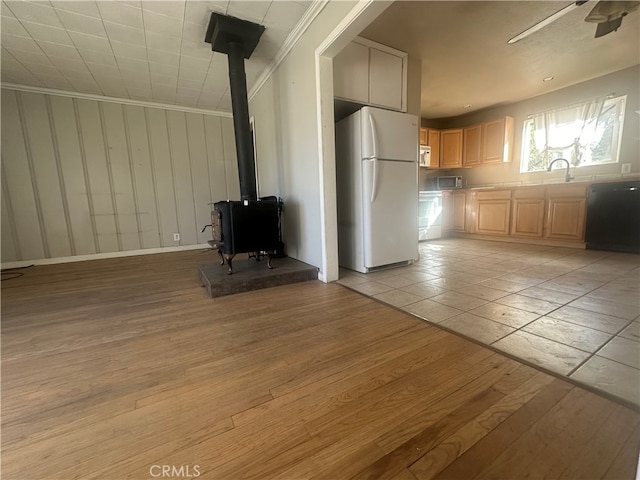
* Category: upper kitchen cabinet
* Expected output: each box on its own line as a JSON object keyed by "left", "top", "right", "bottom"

{"left": 483, "top": 116, "right": 515, "bottom": 164}
{"left": 463, "top": 124, "right": 483, "bottom": 167}
{"left": 440, "top": 129, "right": 463, "bottom": 168}
{"left": 420, "top": 128, "right": 440, "bottom": 168}
{"left": 333, "top": 37, "right": 408, "bottom": 112}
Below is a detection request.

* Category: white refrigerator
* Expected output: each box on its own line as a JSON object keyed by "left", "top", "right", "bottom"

{"left": 335, "top": 106, "right": 419, "bottom": 273}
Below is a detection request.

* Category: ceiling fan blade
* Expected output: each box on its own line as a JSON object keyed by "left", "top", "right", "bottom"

{"left": 508, "top": 1, "right": 589, "bottom": 44}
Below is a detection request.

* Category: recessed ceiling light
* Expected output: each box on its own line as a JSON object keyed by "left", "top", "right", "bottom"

{"left": 543, "top": 76, "right": 554, "bottom": 82}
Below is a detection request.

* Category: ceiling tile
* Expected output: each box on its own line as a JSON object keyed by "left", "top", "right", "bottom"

{"left": 141, "top": 0, "right": 185, "bottom": 20}
{"left": 127, "top": 87, "right": 153, "bottom": 100}
{"left": 227, "top": 1, "right": 272, "bottom": 24}
{"left": 37, "top": 40, "right": 84, "bottom": 61}
{"left": 62, "top": 68, "right": 95, "bottom": 82}
{"left": 216, "top": 94, "right": 231, "bottom": 111}
{"left": 99, "top": 83, "right": 129, "bottom": 98}
{"left": 177, "top": 78, "right": 204, "bottom": 90}
{"left": 103, "top": 21, "right": 146, "bottom": 46}
{"left": 29, "top": 65, "right": 66, "bottom": 79}
{"left": 49, "top": 57, "right": 89, "bottom": 73}
{"left": 51, "top": 1, "right": 102, "bottom": 19}
{"left": 4, "top": 1, "right": 64, "bottom": 28}
{"left": 145, "top": 30, "right": 181, "bottom": 55}
{"left": 262, "top": 1, "right": 308, "bottom": 30}
{"left": 179, "top": 55, "right": 209, "bottom": 72}
{"left": 67, "top": 77, "right": 102, "bottom": 94}
{"left": 36, "top": 74, "right": 73, "bottom": 90}
{"left": 85, "top": 63, "right": 121, "bottom": 77}
{"left": 97, "top": 1, "right": 143, "bottom": 29}
{"left": 2, "top": 33, "right": 43, "bottom": 53}
{"left": 111, "top": 40, "right": 147, "bottom": 61}
{"left": 67, "top": 30, "right": 112, "bottom": 53}
{"left": 180, "top": 40, "right": 212, "bottom": 60}
{"left": 181, "top": 21, "right": 207, "bottom": 43}
{"left": 143, "top": 8, "right": 183, "bottom": 38}
{"left": 6, "top": 49, "right": 52, "bottom": 66}
{"left": 115, "top": 56, "right": 148, "bottom": 72}
{"left": 1, "top": 1, "right": 17, "bottom": 18}
{"left": 55, "top": 8, "right": 107, "bottom": 37}
{"left": 150, "top": 72, "right": 178, "bottom": 87}
{"left": 21, "top": 21, "right": 74, "bottom": 45}
{"left": 184, "top": 1, "right": 228, "bottom": 26}
{"left": 149, "top": 61, "right": 178, "bottom": 76}
{"left": 3, "top": 69, "right": 45, "bottom": 86}
{"left": 77, "top": 49, "right": 117, "bottom": 66}
{"left": 3, "top": 0, "right": 312, "bottom": 112}
{"left": 1, "top": 15, "right": 30, "bottom": 36}
{"left": 147, "top": 49, "right": 180, "bottom": 67}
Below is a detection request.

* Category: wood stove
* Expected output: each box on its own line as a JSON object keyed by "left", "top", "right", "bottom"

{"left": 207, "top": 197, "right": 283, "bottom": 274}
{"left": 203, "top": 14, "right": 284, "bottom": 274}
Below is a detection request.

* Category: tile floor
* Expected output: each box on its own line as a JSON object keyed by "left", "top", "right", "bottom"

{"left": 336, "top": 238, "right": 640, "bottom": 407}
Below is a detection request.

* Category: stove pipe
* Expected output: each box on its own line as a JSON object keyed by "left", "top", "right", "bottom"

{"left": 205, "top": 13, "right": 265, "bottom": 202}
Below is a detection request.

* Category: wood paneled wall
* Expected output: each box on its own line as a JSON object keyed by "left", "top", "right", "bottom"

{"left": 1, "top": 89, "right": 240, "bottom": 262}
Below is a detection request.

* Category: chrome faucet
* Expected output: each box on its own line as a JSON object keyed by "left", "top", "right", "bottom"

{"left": 547, "top": 158, "right": 573, "bottom": 182}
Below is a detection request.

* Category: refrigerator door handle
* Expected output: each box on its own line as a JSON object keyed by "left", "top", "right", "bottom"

{"left": 370, "top": 157, "right": 378, "bottom": 203}
{"left": 368, "top": 111, "right": 378, "bottom": 159}
{"left": 367, "top": 112, "right": 379, "bottom": 203}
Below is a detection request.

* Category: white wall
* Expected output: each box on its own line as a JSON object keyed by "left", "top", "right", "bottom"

{"left": 249, "top": 1, "right": 360, "bottom": 276}
{"left": 1, "top": 88, "right": 240, "bottom": 263}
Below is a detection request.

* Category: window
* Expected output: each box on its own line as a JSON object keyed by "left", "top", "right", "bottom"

{"left": 521, "top": 95, "right": 626, "bottom": 173}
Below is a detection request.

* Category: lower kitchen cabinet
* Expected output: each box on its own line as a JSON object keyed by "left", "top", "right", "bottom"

{"left": 545, "top": 197, "right": 587, "bottom": 241}
{"left": 511, "top": 188, "right": 546, "bottom": 238}
{"left": 544, "top": 185, "right": 587, "bottom": 241}
{"left": 474, "top": 190, "right": 511, "bottom": 236}
{"left": 443, "top": 191, "right": 466, "bottom": 232}
{"left": 447, "top": 184, "right": 589, "bottom": 244}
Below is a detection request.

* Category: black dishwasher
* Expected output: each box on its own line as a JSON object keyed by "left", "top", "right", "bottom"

{"left": 585, "top": 181, "right": 640, "bottom": 253}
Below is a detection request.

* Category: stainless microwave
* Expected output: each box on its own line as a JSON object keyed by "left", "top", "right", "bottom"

{"left": 437, "top": 176, "right": 463, "bottom": 189}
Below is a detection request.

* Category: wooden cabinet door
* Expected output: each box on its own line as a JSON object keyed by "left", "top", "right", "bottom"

{"left": 419, "top": 128, "right": 428, "bottom": 145}
{"left": 427, "top": 129, "right": 440, "bottom": 168}
{"left": 545, "top": 197, "right": 587, "bottom": 240}
{"left": 511, "top": 198, "right": 545, "bottom": 237}
{"left": 463, "top": 124, "right": 483, "bottom": 167}
{"left": 369, "top": 47, "right": 403, "bottom": 111}
{"left": 333, "top": 42, "right": 369, "bottom": 103}
{"left": 451, "top": 192, "right": 466, "bottom": 231}
{"left": 440, "top": 129, "right": 463, "bottom": 169}
{"left": 442, "top": 191, "right": 466, "bottom": 232}
{"left": 483, "top": 116, "right": 514, "bottom": 164}
{"left": 476, "top": 199, "right": 511, "bottom": 235}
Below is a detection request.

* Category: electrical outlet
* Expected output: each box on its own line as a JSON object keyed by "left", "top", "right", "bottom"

{"left": 173, "top": 233, "right": 180, "bottom": 241}
{"left": 621, "top": 163, "right": 631, "bottom": 174}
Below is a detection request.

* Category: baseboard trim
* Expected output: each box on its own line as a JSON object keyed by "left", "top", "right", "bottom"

{"left": 1, "top": 244, "right": 213, "bottom": 269}
{"left": 445, "top": 232, "right": 586, "bottom": 249}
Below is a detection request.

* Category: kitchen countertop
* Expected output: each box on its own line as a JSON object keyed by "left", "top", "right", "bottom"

{"left": 455, "top": 174, "right": 640, "bottom": 191}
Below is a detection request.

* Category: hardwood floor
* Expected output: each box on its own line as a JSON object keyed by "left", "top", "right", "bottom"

{"left": 2, "top": 250, "right": 639, "bottom": 479}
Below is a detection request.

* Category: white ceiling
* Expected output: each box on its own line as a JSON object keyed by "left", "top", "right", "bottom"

{"left": 0, "top": 0, "right": 313, "bottom": 112}
{"left": 2, "top": 1, "right": 638, "bottom": 119}
{"left": 360, "top": 1, "right": 640, "bottom": 119}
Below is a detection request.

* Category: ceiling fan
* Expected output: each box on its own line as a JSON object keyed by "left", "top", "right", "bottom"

{"left": 508, "top": 0, "right": 640, "bottom": 44}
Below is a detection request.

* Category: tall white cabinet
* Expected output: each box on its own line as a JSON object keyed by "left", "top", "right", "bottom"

{"left": 333, "top": 37, "right": 408, "bottom": 112}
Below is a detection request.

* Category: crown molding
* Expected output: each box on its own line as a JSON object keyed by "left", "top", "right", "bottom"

{"left": 0, "top": 83, "right": 233, "bottom": 118}
{"left": 248, "top": 0, "right": 328, "bottom": 102}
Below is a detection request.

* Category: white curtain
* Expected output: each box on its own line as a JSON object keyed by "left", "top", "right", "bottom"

{"left": 531, "top": 97, "right": 605, "bottom": 167}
